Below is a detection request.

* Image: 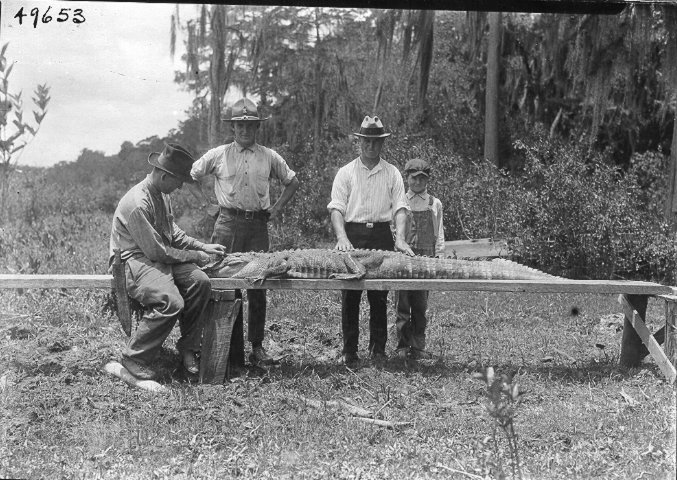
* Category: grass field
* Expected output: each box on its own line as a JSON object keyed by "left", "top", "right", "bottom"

{"left": 1, "top": 286, "right": 675, "bottom": 479}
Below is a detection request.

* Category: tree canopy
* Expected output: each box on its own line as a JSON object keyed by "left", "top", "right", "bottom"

{"left": 167, "top": 4, "right": 675, "bottom": 169}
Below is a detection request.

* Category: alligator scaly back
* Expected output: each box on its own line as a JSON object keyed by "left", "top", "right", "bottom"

{"left": 203, "top": 248, "right": 559, "bottom": 283}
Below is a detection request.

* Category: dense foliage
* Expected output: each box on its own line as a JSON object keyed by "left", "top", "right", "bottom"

{"left": 1, "top": 122, "right": 674, "bottom": 283}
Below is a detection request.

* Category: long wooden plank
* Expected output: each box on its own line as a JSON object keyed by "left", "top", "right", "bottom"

{"left": 0, "top": 274, "right": 672, "bottom": 295}
{"left": 209, "top": 278, "right": 672, "bottom": 295}
{"left": 619, "top": 294, "right": 677, "bottom": 384}
{"left": 0, "top": 274, "right": 114, "bottom": 289}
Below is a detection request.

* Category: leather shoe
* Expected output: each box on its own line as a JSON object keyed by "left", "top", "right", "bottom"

{"left": 409, "top": 348, "right": 432, "bottom": 360}
{"left": 182, "top": 351, "right": 200, "bottom": 375}
{"left": 249, "top": 346, "right": 275, "bottom": 366}
{"left": 395, "top": 347, "right": 410, "bottom": 359}
{"left": 342, "top": 352, "right": 360, "bottom": 368}
{"left": 370, "top": 351, "right": 387, "bottom": 365}
{"left": 121, "top": 356, "right": 157, "bottom": 381}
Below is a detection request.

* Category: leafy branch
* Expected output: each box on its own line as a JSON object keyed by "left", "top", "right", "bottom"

{"left": 0, "top": 44, "right": 50, "bottom": 170}
{"left": 473, "top": 367, "right": 525, "bottom": 479}
{"left": 0, "top": 42, "right": 51, "bottom": 222}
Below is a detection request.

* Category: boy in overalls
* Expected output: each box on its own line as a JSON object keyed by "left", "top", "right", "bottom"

{"left": 395, "top": 158, "right": 445, "bottom": 359}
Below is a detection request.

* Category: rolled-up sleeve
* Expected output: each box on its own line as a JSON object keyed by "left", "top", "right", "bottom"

{"left": 327, "top": 170, "right": 348, "bottom": 215}
{"left": 191, "top": 148, "right": 217, "bottom": 182}
{"left": 270, "top": 150, "right": 296, "bottom": 185}
{"left": 128, "top": 208, "right": 202, "bottom": 264}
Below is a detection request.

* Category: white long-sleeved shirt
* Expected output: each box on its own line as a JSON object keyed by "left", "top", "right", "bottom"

{"left": 327, "top": 157, "right": 409, "bottom": 222}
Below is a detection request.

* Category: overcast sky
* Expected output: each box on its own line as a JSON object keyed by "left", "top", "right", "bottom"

{"left": 2, "top": 0, "right": 196, "bottom": 167}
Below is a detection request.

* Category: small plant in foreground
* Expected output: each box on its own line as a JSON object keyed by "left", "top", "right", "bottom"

{"left": 473, "top": 366, "right": 525, "bottom": 479}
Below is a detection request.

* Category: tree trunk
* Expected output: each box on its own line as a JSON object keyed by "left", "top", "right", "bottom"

{"left": 208, "top": 5, "right": 228, "bottom": 148}
{"left": 417, "top": 11, "right": 435, "bottom": 111}
{"left": 666, "top": 109, "right": 677, "bottom": 230}
{"left": 313, "top": 9, "right": 322, "bottom": 166}
{"left": 484, "top": 12, "right": 501, "bottom": 167}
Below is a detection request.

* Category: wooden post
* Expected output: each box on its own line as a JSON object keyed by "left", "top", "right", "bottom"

{"left": 199, "top": 289, "right": 242, "bottom": 384}
{"left": 619, "top": 294, "right": 677, "bottom": 383}
{"left": 111, "top": 249, "right": 133, "bottom": 337}
{"left": 664, "top": 296, "right": 677, "bottom": 370}
{"left": 619, "top": 294, "right": 648, "bottom": 368}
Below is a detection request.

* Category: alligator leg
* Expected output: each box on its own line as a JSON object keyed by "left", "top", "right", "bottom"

{"left": 247, "top": 260, "right": 290, "bottom": 285}
{"left": 329, "top": 253, "right": 367, "bottom": 280}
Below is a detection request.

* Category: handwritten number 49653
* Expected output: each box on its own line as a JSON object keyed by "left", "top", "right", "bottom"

{"left": 14, "top": 6, "right": 86, "bottom": 28}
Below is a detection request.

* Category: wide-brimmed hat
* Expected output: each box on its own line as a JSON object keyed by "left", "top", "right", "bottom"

{"left": 147, "top": 143, "right": 196, "bottom": 183}
{"left": 353, "top": 115, "right": 391, "bottom": 138}
{"left": 221, "top": 98, "right": 270, "bottom": 122}
{"left": 404, "top": 158, "right": 430, "bottom": 177}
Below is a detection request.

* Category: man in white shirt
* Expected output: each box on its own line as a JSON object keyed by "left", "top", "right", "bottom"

{"left": 327, "top": 115, "right": 413, "bottom": 367}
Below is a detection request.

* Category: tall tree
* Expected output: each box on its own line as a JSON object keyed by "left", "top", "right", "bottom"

{"left": 662, "top": 5, "right": 677, "bottom": 227}
{"left": 416, "top": 10, "right": 435, "bottom": 116}
{"left": 170, "top": 4, "right": 245, "bottom": 148}
{"left": 313, "top": 7, "right": 323, "bottom": 166}
{"left": 484, "top": 12, "right": 501, "bottom": 166}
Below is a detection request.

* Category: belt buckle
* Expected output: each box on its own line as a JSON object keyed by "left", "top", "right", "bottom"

{"left": 244, "top": 210, "right": 254, "bottom": 220}
{"left": 366, "top": 222, "right": 374, "bottom": 229}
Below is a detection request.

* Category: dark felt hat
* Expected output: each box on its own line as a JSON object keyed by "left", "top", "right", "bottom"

{"left": 353, "top": 115, "right": 391, "bottom": 138}
{"left": 221, "top": 98, "right": 270, "bottom": 122}
{"left": 147, "top": 143, "right": 196, "bottom": 183}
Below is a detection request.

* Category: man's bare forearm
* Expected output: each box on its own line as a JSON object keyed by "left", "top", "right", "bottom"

{"left": 271, "top": 177, "right": 299, "bottom": 212}
{"left": 186, "top": 180, "right": 210, "bottom": 205}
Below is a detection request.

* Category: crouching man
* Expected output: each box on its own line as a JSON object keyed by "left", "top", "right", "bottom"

{"left": 109, "top": 143, "right": 227, "bottom": 380}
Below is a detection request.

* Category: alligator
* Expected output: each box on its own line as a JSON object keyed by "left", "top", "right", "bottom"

{"left": 202, "top": 248, "right": 559, "bottom": 283}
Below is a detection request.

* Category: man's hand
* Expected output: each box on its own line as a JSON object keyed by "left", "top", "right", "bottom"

{"left": 196, "top": 251, "right": 213, "bottom": 267}
{"left": 395, "top": 238, "right": 414, "bottom": 256}
{"left": 266, "top": 206, "right": 279, "bottom": 222}
{"left": 202, "top": 244, "right": 228, "bottom": 256}
{"left": 334, "top": 237, "right": 354, "bottom": 251}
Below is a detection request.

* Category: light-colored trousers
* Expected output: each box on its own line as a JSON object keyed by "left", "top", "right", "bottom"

{"left": 123, "top": 256, "right": 212, "bottom": 366}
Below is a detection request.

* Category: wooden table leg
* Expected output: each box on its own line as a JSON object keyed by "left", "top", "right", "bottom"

{"left": 662, "top": 295, "right": 677, "bottom": 371}
{"left": 619, "top": 294, "right": 676, "bottom": 383}
{"left": 199, "top": 289, "right": 242, "bottom": 384}
{"left": 619, "top": 294, "right": 648, "bottom": 368}
{"left": 111, "top": 249, "right": 133, "bottom": 337}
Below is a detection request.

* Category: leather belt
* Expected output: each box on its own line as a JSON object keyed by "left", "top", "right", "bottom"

{"left": 346, "top": 221, "right": 390, "bottom": 229}
{"left": 220, "top": 207, "right": 270, "bottom": 221}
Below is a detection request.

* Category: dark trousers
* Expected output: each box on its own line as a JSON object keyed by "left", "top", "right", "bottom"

{"left": 395, "top": 290, "right": 429, "bottom": 352}
{"left": 211, "top": 211, "right": 269, "bottom": 354}
{"left": 123, "top": 257, "right": 212, "bottom": 365}
{"left": 341, "top": 223, "right": 395, "bottom": 355}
